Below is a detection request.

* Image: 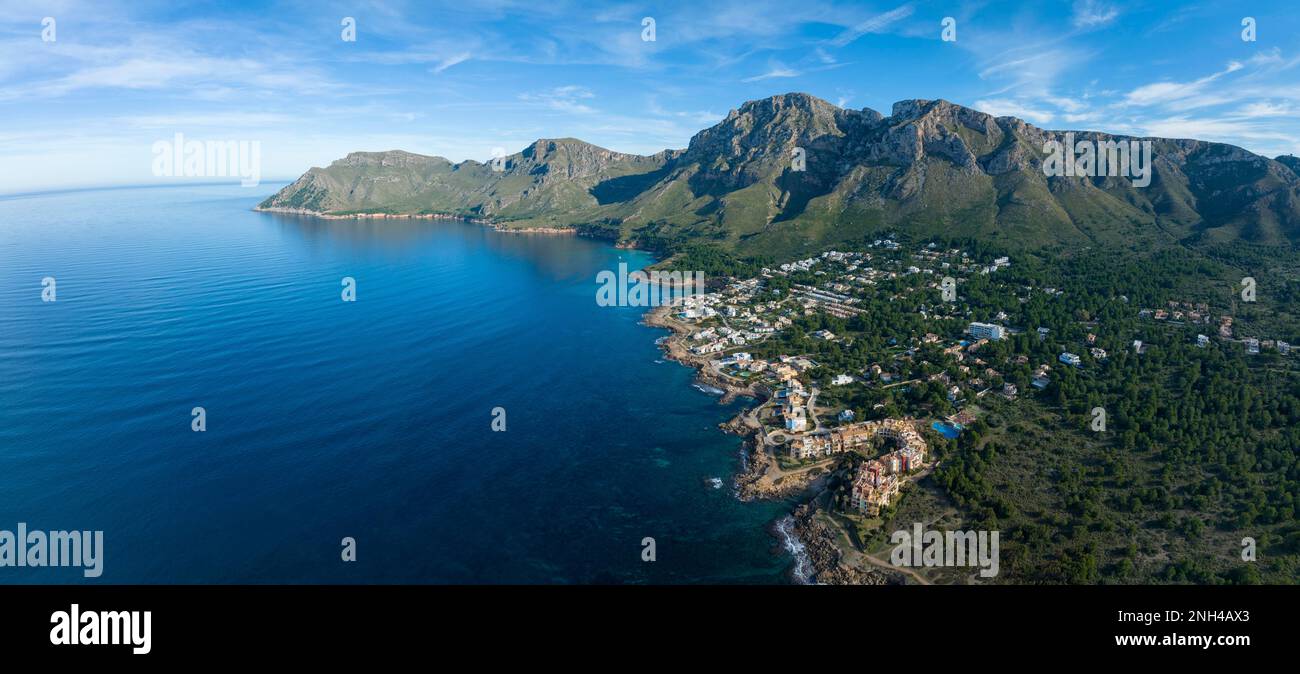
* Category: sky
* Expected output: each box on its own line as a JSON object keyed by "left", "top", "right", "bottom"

{"left": 2, "top": 0, "right": 1299, "bottom": 193}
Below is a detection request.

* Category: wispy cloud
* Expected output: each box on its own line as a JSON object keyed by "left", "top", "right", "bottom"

{"left": 1071, "top": 0, "right": 1119, "bottom": 29}
{"left": 973, "top": 98, "right": 1055, "bottom": 124}
{"left": 519, "top": 85, "right": 597, "bottom": 114}
{"left": 3, "top": 0, "right": 1299, "bottom": 192}
{"left": 1121, "top": 61, "right": 1243, "bottom": 108}
{"left": 742, "top": 62, "right": 800, "bottom": 82}
{"left": 829, "top": 4, "right": 914, "bottom": 47}
{"left": 432, "top": 52, "right": 472, "bottom": 74}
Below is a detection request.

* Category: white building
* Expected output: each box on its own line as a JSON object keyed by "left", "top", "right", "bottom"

{"left": 1059, "top": 352, "right": 1082, "bottom": 367}
{"left": 784, "top": 407, "right": 808, "bottom": 432}
{"left": 967, "top": 322, "right": 1006, "bottom": 341}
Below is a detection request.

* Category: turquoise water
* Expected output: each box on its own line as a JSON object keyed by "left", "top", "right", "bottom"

{"left": 0, "top": 183, "right": 790, "bottom": 583}
{"left": 931, "top": 421, "right": 962, "bottom": 439}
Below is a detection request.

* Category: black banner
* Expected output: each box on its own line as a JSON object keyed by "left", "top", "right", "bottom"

{"left": 0, "top": 584, "right": 1289, "bottom": 662}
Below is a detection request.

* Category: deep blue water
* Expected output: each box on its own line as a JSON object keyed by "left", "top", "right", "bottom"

{"left": 0, "top": 183, "right": 791, "bottom": 583}
{"left": 931, "top": 421, "right": 962, "bottom": 439}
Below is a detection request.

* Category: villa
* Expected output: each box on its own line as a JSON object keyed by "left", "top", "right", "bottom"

{"left": 784, "top": 407, "right": 808, "bottom": 433}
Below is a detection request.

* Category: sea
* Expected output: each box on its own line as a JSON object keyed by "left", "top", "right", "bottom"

{"left": 0, "top": 183, "right": 798, "bottom": 583}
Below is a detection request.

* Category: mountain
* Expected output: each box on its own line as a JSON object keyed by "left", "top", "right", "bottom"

{"left": 259, "top": 93, "right": 1300, "bottom": 258}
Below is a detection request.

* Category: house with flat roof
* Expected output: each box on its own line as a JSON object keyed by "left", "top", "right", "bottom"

{"left": 967, "top": 322, "right": 1006, "bottom": 341}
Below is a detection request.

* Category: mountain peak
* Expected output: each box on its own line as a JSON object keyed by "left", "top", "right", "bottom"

{"left": 331, "top": 150, "right": 447, "bottom": 169}
{"left": 736, "top": 92, "right": 837, "bottom": 113}
{"left": 521, "top": 137, "right": 616, "bottom": 159}
{"left": 889, "top": 98, "right": 991, "bottom": 124}
{"left": 262, "top": 92, "right": 1300, "bottom": 253}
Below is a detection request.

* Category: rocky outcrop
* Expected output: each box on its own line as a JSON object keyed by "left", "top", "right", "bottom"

{"left": 790, "top": 505, "right": 898, "bottom": 585}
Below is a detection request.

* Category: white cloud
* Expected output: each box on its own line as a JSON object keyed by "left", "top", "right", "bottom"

{"left": 742, "top": 63, "right": 800, "bottom": 83}
{"left": 1072, "top": 0, "right": 1119, "bottom": 28}
{"left": 829, "top": 4, "right": 915, "bottom": 47}
{"left": 973, "top": 99, "right": 1055, "bottom": 124}
{"left": 1234, "top": 102, "right": 1295, "bottom": 118}
{"left": 519, "top": 86, "right": 597, "bottom": 114}
{"left": 117, "top": 112, "right": 297, "bottom": 129}
{"left": 432, "top": 52, "right": 472, "bottom": 74}
{"left": 1122, "top": 61, "right": 1243, "bottom": 108}
{"left": 1138, "top": 116, "right": 1299, "bottom": 145}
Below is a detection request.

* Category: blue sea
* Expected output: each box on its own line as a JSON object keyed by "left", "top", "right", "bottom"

{"left": 0, "top": 183, "right": 793, "bottom": 583}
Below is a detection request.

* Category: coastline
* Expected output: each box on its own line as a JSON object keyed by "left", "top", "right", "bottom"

{"left": 254, "top": 206, "right": 584, "bottom": 235}
{"left": 252, "top": 205, "right": 487, "bottom": 222}
{"left": 643, "top": 304, "right": 900, "bottom": 585}
{"left": 253, "top": 204, "right": 877, "bottom": 584}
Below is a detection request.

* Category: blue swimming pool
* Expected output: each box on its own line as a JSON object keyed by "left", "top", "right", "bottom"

{"left": 931, "top": 421, "right": 963, "bottom": 439}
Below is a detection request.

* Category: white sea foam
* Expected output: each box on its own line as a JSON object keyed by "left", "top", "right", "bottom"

{"left": 774, "top": 515, "right": 813, "bottom": 585}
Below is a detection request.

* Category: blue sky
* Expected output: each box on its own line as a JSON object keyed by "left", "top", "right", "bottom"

{"left": 2, "top": 0, "right": 1299, "bottom": 193}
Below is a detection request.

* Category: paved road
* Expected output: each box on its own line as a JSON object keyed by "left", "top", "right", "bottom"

{"left": 807, "top": 386, "right": 823, "bottom": 432}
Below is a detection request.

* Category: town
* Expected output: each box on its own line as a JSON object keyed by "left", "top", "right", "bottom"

{"left": 649, "top": 236, "right": 1297, "bottom": 584}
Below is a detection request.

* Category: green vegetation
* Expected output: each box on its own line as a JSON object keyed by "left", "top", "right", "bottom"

{"left": 722, "top": 236, "right": 1300, "bottom": 584}
{"left": 261, "top": 94, "right": 1300, "bottom": 266}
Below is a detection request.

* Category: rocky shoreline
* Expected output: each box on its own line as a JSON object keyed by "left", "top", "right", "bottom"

{"left": 644, "top": 304, "right": 862, "bottom": 582}
{"left": 252, "top": 205, "right": 490, "bottom": 223}
{"left": 643, "top": 303, "right": 918, "bottom": 584}
{"left": 642, "top": 306, "right": 767, "bottom": 402}
{"left": 787, "top": 505, "right": 898, "bottom": 585}
{"left": 253, "top": 206, "right": 613, "bottom": 239}
{"left": 490, "top": 226, "right": 576, "bottom": 235}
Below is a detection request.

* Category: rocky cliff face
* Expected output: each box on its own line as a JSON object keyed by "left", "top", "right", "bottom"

{"left": 260, "top": 93, "right": 1300, "bottom": 255}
